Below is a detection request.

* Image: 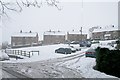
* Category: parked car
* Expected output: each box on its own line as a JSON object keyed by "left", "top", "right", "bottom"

{"left": 55, "top": 48, "right": 72, "bottom": 54}
{"left": 85, "top": 48, "right": 96, "bottom": 58}
{"left": 76, "top": 48, "right": 81, "bottom": 51}
{"left": 70, "top": 47, "right": 76, "bottom": 53}
{"left": 79, "top": 41, "right": 91, "bottom": 47}
{"left": 70, "top": 46, "right": 81, "bottom": 51}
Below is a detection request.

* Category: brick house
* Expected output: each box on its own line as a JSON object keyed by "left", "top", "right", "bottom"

{"left": 11, "top": 31, "right": 39, "bottom": 48}
{"left": 92, "top": 26, "right": 120, "bottom": 40}
{"left": 67, "top": 31, "right": 87, "bottom": 42}
{"left": 43, "top": 31, "right": 66, "bottom": 45}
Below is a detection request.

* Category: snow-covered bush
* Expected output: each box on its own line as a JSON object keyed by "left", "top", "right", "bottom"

{"left": 0, "top": 51, "right": 9, "bottom": 61}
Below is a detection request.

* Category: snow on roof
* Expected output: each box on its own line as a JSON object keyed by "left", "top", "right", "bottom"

{"left": 93, "top": 26, "right": 118, "bottom": 33}
{"left": 12, "top": 32, "right": 38, "bottom": 37}
{"left": 44, "top": 31, "right": 65, "bottom": 36}
{"left": 68, "top": 31, "right": 87, "bottom": 35}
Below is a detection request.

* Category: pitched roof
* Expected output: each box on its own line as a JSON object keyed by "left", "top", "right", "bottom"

{"left": 12, "top": 32, "right": 38, "bottom": 37}
{"left": 44, "top": 31, "right": 65, "bottom": 36}
{"left": 68, "top": 31, "right": 87, "bottom": 35}
{"left": 93, "top": 26, "right": 118, "bottom": 33}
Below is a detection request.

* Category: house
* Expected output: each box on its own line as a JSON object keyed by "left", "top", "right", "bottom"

{"left": 43, "top": 30, "right": 66, "bottom": 45}
{"left": 67, "top": 31, "right": 87, "bottom": 42}
{"left": 92, "top": 25, "right": 120, "bottom": 40}
{"left": 11, "top": 31, "right": 39, "bottom": 48}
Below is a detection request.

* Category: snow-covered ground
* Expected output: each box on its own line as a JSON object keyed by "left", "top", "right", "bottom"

{"left": 3, "top": 44, "right": 86, "bottom": 63}
{"left": 1, "top": 40, "right": 119, "bottom": 78}
{"left": 0, "top": 51, "right": 9, "bottom": 61}
{"left": 59, "top": 56, "right": 117, "bottom": 78}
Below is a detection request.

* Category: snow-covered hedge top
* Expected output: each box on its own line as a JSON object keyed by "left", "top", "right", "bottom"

{"left": 11, "top": 32, "right": 38, "bottom": 37}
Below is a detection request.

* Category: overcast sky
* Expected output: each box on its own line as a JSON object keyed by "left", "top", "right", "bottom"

{"left": 1, "top": 0, "right": 119, "bottom": 43}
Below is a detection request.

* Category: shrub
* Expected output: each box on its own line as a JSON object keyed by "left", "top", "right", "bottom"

{"left": 116, "top": 40, "right": 120, "bottom": 49}
{"left": 96, "top": 47, "right": 120, "bottom": 77}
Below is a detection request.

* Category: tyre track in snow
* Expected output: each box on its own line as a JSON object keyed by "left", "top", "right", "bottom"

{"left": 2, "top": 52, "right": 85, "bottom": 78}
{"left": 2, "top": 67, "right": 34, "bottom": 79}
{"left": 32, "top": 52, "right": 85, "bottom": 78}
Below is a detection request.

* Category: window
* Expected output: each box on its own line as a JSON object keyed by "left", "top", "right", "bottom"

{"left": 106, "top": 31, "right": 109, "bottom": 34}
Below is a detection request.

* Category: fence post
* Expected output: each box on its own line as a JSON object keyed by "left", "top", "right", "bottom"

{"left": 18, "top": 50, "right": 19, "bottom": 55}
{"left": 5, "top": 49, "right": 6, "bottom": 53}
{"left": 24, "top": 51, "right": 26, "bottom": 56}
{"left": 13, "top": 50, "right": 15, "bottom": 54}
{"left": 21, "top": 50, "right": 22, "bottom": 55}
{"left": 32, "top": 51, "right": 33, "bottom": 55}
{"left": 28, "top": 52, "right": 30, "bottom": 58}
{"left": 15, "top": 50, "right": 16, "bottom": 55}
{"left": 16, "top": 55, "right": 18, "bottom": 60}
{"left": 38, "top": 51, "right": 39, "bottom": 55}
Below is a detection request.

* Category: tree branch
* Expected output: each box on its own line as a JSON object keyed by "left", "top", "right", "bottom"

{"left": 0, "top": 0, "right": 61, "bottom": 17}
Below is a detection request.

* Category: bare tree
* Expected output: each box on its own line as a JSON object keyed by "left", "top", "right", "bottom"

{"left": 0, "top": 0, "right": 61, "bottom": 17}
{"left": 2, "top": 41, "right": 8, "bottom": 49}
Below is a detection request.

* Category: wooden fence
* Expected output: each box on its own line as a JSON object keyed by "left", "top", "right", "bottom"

{"left": 4, "top": 49, "right": 40, "bottom": 58}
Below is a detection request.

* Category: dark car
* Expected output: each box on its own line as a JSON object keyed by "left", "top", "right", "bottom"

{"left": 55, "top": 48, "right": 72, "bottom": 54}
{"left": 85, "top": 48, "right": 96, "bottom": 58}
{"left": 79, "top": 41, "right": 91, "bottom": 47}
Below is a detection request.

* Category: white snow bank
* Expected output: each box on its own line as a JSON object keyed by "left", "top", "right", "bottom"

{"left": 62, "top": 56, "right": 117, "bottom": 78}
{"left": 0, "top": 51, "right": 9, "bottom": 61}
{"left": 77, "top": 56, "right": 117, "bottom": 78}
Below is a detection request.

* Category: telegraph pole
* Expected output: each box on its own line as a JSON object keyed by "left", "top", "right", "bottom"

{"left": 81, "top": 27, "right": 82, "bottom": 41}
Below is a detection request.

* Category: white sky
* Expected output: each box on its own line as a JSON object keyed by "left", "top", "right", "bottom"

{"left": 1, "top": 0, "right": 119, "bottom": 43}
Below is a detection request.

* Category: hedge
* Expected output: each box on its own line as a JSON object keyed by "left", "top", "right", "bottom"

{"left": 95, "top": 47, "right": 120, "bottom": 78}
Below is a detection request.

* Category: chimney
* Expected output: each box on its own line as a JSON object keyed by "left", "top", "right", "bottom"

{"left": 29, "top": 31, "right": 32, "bottom": 33}
{"left": 20, "top": 30, "right": 22, "bottom": 33}
{"left": 49, "top": 29, "right": 51, "bottom": 32}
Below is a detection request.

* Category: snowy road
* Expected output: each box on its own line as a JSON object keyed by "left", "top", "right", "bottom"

{"left": 2, "top": 52, "right": 84, "bottom": 78}
{"left": 2, "top": 70, "right": 17, "bottom": 78}
{"left": 2, "top": 67, "right": 32, "bottom": 78}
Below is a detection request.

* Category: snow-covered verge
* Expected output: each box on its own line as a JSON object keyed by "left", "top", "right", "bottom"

{"left": 61, "top": 56, "right": 118, "bottom": 78}
{"left": 0, "top": 51, "right": 9, "bottom": 61}
{"left": 3, "top": 44, "right": 85, "bottom": 63}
